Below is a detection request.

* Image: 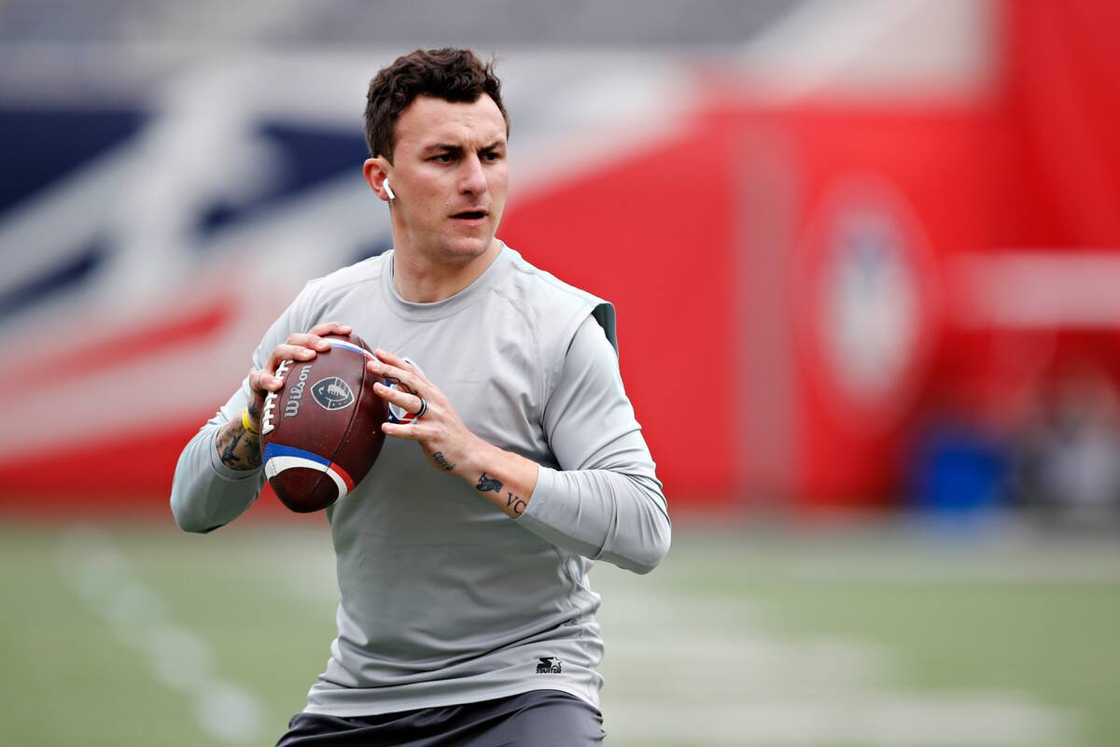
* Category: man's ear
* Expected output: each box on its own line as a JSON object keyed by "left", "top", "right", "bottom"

{"left": 362, "top": 157, "right": 394, "bottom": 203}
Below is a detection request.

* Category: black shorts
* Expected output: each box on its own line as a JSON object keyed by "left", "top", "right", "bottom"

{"left": 276, "top": 690, "right": 605, "bottom": 746}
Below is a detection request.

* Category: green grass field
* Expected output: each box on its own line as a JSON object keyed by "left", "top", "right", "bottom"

{"left": 1, "top": 518, "right": 1117, "bottom": 746}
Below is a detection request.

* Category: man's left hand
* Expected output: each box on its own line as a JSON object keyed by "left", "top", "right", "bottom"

{"left": 366, "top": 349, "right": 539, "bottom": 518}
{"left": 367, "top": 349, "right": 485, "bottom": 477}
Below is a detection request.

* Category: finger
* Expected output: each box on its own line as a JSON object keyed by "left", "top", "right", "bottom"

{"left": 372, "top": 381, "right": 426, "bottom": 412}
{"left": 374, "top": 349, "right": 428, "bottom": 383}
{"left": 308, "top": 321, "right": 352, "bottom": 338}
{"left": 268, "top": 343, "right": 320, "bottom": 372}
{"left": 374, "top": 348, "right": 410, "bottom": 368}
{"left": 249, "top": 368, "right": 284, "bottom": 394}
{"left": 366, "top": 359, "right": 425, "bottom": 395}
{"left": 248, "top": 369, "right": 266, "bottom": 394}
{"left": 373, "top": 350, "right": 441, "bottom": 403}
{"left": 381, "top": 421, "right": 432, "bottom": 441}
{"left": 285, "top": 332, "right": 331, "bottom": 352}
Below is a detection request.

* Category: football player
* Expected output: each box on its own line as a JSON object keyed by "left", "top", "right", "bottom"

{"left": 171, "top": 48, "right": 670, "bottom": 746}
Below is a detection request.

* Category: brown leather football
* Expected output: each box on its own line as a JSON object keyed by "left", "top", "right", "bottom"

{"left": 260, "top": 333, "right": 387, "bottom": 513}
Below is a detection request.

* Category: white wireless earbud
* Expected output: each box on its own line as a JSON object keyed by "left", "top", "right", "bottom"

{"left": 383, "top": 179, "right": 397, "bottom": 201}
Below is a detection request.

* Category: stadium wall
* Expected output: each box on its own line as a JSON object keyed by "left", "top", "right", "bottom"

{"left": 2, "top": 1, "right": 1117, "bottom": 517}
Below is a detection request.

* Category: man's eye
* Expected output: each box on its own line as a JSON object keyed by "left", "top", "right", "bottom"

{"left": 431, "top": 153, "right": 454, "bottom": 163}
{"left": 482, "top": 151, "right": 503, "bottom": 161}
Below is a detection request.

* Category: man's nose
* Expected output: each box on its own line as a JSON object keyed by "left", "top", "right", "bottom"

{"left": 458, "top": 154, "right": 487, "bottom": 194}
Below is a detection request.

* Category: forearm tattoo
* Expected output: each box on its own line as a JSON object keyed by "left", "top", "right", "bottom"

{"left": 505, "top": 492, "right": 527, "bottom": 516}
{"left": 476, "top": 473, "right": 525, "bottom": 516}
{"left": 476, "top": 473, "right": 502, "bottom": 493}
{"left": 432, "top": 451, "right": 456, "bottom": 471}
{"left": 216, "top": 406, "right": 262, "bottom": 470}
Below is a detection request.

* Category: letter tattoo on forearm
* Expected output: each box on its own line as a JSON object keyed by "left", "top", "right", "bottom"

{"left": 476, "top": 473, "right": 502, "bottom": 493}
{"left": 506, "top": 492, "right": 527, "bottom": 516}
{"left": 432, "top": 451, "right": 456, "bottom": 471}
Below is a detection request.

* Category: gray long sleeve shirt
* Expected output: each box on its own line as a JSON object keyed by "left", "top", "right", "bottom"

{"left": 170, "top": 244, "right": 670, "bottom": 715}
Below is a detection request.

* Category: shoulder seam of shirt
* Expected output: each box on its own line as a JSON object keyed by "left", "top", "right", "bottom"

{"left": 300, "top": 257, "right": 386, "bottom": 320}
{"left": 280, "top": 258, "right": 384, "bottom": 334}
{"left": 311, "top": 274, "right": 381, "bottom": 299}
{"left": 489, "top": 284, "right": 545, "bottom": 412}
{"left": 503, "top": 254, "right": 616, "bottom": 406}
{"left": 508, "top": 253, "right": 606, "bottom": 306}
{"left": 307, "top": 255, "right": 386, "bottom": 292}
{"left": 506, "top": 252, "right": 617, "bottom": 351}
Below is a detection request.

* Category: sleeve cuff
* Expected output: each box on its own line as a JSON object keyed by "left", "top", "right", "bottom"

{"left": 521, "top": 464, "right": 558, "bottom": 524}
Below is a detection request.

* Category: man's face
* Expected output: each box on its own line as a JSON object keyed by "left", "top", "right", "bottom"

{"left": 385, "top": 94, "right": 509, "bottom": 266}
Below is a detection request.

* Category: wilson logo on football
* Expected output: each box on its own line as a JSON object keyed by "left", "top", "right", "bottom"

{"left": 312, "top": 377, "right": 355, "bottom": 411}
{"left": 284, "top": 364, "right": 313, "bottom": 418}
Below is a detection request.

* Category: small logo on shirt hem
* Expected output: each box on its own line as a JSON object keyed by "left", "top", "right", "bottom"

{"left": 536, "top": 657, "right": 562, "bottom": 674}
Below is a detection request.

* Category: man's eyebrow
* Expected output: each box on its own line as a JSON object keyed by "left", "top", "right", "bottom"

{"left": 420, "top": 140, "right": 505, "bottom": 155}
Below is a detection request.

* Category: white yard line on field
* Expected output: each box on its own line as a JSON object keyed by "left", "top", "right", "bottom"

{"left": 56, "top": 527, "right": 265, "bottom": 745}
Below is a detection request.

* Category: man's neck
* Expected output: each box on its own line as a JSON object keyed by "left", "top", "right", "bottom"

{"left": 392, "top": 240, "right": 502, "bottom": 303}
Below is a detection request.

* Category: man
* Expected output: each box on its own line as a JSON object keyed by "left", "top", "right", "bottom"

{"left": 171, "top": 48, "right": 670, "bottom": 746}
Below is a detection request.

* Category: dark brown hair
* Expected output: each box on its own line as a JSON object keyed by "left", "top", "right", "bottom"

{"left": 364, "top": 48, "right": 508, "bottom": 162}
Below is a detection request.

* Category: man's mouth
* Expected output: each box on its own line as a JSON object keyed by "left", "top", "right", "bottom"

{"left": 451, "top": 210, "right": 488, "bottom": 220}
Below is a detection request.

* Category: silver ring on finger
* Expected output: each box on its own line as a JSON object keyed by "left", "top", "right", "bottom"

{"left": 415, "top": 397, "right": 429, "bottom": 420}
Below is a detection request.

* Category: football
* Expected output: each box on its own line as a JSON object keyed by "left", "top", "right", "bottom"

{"left": 260, "top": 333, "right": 388, "bottom": 513}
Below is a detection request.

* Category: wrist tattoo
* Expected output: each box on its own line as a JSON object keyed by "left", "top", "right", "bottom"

{"left": 506, "top": 492, "right": 527, "bottom": 516}
{"left": 432, "top": 451, "right": 456, "bottom": 471}
{"left": 476, "top": 473, "right": 502, "bottom": 493}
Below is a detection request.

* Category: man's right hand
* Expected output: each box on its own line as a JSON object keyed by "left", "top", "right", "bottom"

{"left": 216, "top": 321, "right": 353, "bottom": 471}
